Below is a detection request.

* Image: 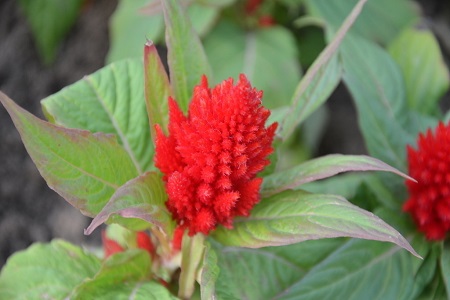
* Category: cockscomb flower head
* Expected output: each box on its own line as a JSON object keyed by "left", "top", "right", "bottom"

{"left": 155, "top": 74, "right": 277, "bottom": 236}
{"left": 403, "top": 122, "right": 450, "bottom": 240}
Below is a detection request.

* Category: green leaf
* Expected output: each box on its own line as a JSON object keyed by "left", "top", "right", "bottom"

{"left": 161, "top": 0, "right": 212, "bottom": 113}
{"left": 200, "top": 242, "right": 220, "bottom": 300}
{"left": 144, "top": 41, "right": 172, "bottom": 139}
{"left": 0, "top": 92, "right": 138, "bottom": 217}
{"left": 188, "top": 4, "right": 220, "bottom": 38}
{"left": 75, "top": 281, "right": 178, "bottom": 300}
{"left": 203, "top": 21, "right": 301, "bottom": 109}
{"left": 262, "top": 154, "right": 413, "bottom": 197}
{"left": 85, "top": 172, "right": 174, "bottom": 235}
{"left": 0, "top": 240, "right": 101, "bottom": 299}
{"left": 441, "top": 240, "right": 450, "bottom": 297}
{"left": 18, "top": 0, "right": 84, "bottom": 64}
{"left": 305, "top": 0, "right": 418, "bottom": 44}
{"left": 210, "top": 238, "right": 344, "bottom": 300}
{"left": 72, "top": 249, "right": 176, "bottom": 299}
{"left": 388, "top": 28, "right": 450, "bottom": 115}
{"left": 107, "top": 0, "right": 164, "bottom": 63}
{"left": 279, "top": 0, "right": 370, "bottom": 139}
{"left": 42, "top": 58, "right": 153, "bottom": 173}
{"left": 213, "top": 189, "right": 419, "bottom": 257}
{"left": 272, "top": 239, "right": 417, "bottom": 299}
{"left": 341, "top": 34, "right": 415, "bottom": 170}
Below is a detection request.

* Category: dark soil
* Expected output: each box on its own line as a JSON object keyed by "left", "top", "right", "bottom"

{"left": 0, "top": 0, "right": 449, "bottom": 268}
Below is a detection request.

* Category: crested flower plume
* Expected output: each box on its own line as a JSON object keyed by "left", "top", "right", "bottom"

{"left": 404, "top": 122, "right": 450, "bottom": 240}
{"left": 155, "top": 74, "right": 277, "bottom": 235}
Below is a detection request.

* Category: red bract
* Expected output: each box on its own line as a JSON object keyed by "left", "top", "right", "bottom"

{"left": 155, "top": 74, "right": 277, "bottom": 235}
{"left": 404, "top": 122, "right": 450, "bottom": 240}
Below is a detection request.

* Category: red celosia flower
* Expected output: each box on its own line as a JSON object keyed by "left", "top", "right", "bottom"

{"left": 403, "top": 122, "right": 450, "bottom": 240}
{"left": 155, "top": 74, "right": 277, "bottom": 235}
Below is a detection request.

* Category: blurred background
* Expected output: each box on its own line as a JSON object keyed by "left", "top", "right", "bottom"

{"left": 0, "top": 0, "right": 449, "bottom": 267}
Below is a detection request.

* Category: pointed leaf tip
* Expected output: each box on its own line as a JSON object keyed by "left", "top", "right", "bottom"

{"left": 0, "top": 91, "right": 138, "bottom": 217}
{"left": 85, "top": 172, "right": 174, "bottom": 236}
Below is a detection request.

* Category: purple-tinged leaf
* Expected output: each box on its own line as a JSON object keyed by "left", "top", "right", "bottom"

{"left": 262, "top": 154, "right": 414, "bottom": 197}
{"left": 0, "top": 91, "right": 138, "bottom": 217}
{"left": 161, "top": 0, "right": 212, "bottom": 113}
{"left": 213, "top": 189, "right": 420, "bottom": 258}
{"left": 144, "top": 41, "right": 172, "bottom": 138}
{"left": 85, "top": 172, "right": 174, "bottom": 235}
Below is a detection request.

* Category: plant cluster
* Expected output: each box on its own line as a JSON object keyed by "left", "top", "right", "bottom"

{"left": 2, "top": 0, "right": 450, "bottom": 299}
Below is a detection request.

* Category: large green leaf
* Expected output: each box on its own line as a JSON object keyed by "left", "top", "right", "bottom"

{"left": 262, "top": 154, "right": 413, "bottom": 197}
{"left": 210, "top": 238, "right": 344, "bottom": 300}
{"left": 388, "top": 28, "right": 450, "bottom": 115}
{"left": 0, "top": 240, "right": 101, "bottom": 299}
{"left": 203, "top": 21, "right": 301, "bottom": 109}
{"left": 18, "top": 0, "right": 84, "bottom": 64}
{"left": 107, "top": 0, "right": 164, "bottom": 63}
{"left": 341, "top": 34, "right": 415, "bottom": 170}
{"left": 272, "top": 239, "right": 416, "bottom": 299}
{"left": 161, "top": 0, "right": 212, "bottom": 113}
{"left": 305, "top": 0, "right": 418, "bottom": 45}
{"left": 0, "top": 92, "right": 138, "bottom": 217}
{"left": 72, "top": 250, "right": 177, "bottom": 299}
{"left": 42, "top": 59, "right": 153, "bottom": 173}
{"left": 213, "top": 189, "right": 418, "bottom": 257}
{"left": 85, "top": 172, "right": 174, "bottom": 236}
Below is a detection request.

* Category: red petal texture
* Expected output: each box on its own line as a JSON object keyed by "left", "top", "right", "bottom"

{"left": 155, "top": 74, "right": 277, "bottom": 235}
{"left": 403, "top": 122, "right": 450, "bottom": 240}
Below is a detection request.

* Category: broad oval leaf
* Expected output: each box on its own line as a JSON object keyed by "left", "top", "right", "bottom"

{"left": 18, "top": 0, "right": 84, "bottom": 64}
{"left": 0, "top": 92, "right": 138, "bottom": 217}
{"left": 305, "top": 0, "right": 418, "bottom": 45}
{"left": 209, "top": 238, "right": 344, "bottom": 300}
{"left": 161, "top": 0, "right": 212, "bottom": 113}
{"left": 388, "top": 28, "right": 450, "bottom": 115}
{"left": 213, "top": 189, "right": 419, "bottom": 257}
{"left": 41, "top": 58, "right": 152, "bottom": 173}
{"left": 85, "top": 172, "right": 174, "bottom": 235}
{"left": 107, "top": 0, "right": 164, "bottom": 63}
{"left": 341, "top": 34, "right": 415, "bottom": 170}
{"left": 72, "top": 249, "right": 177, "bottom": 300}
{"left": 0, "top": 240, "right": 101, "bottom": 299}
{"left": 203, "top": 21, "right": 301, "bottom": 109}
{"left": 262, "top": 154, "right": 414, "bottom": 197}
{"left": 273, "top": 239, "right": 417, "bottom": 300}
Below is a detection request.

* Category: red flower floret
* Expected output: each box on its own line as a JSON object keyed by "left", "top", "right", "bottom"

{"left": 155, "top": 74, "right": 277, "bottom": 235}
{"left": 404, "top": 122, "right": 450, "bottom": 240}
